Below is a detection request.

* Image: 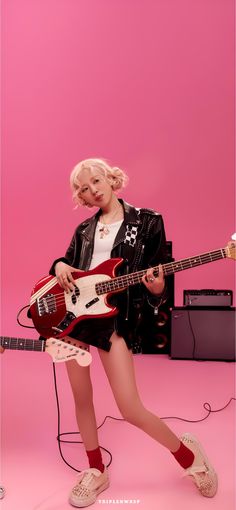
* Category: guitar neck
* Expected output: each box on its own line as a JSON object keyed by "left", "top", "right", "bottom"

{"left": 157, "top": 247, "right": 226, "bottom": 277}
{"left": 96, "top": 247, "right": 227, "bottom": 295}
{"left": 0, "top": 336, "right": 46, "bottom": 352}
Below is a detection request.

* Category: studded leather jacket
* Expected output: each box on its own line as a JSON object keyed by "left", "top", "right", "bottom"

{"left": 49, "top": 199, "right": 168, "bottom": 348}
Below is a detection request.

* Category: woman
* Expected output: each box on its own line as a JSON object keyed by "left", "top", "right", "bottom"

{"left": 50, "top": 158, "right": 217, "bottom": 507}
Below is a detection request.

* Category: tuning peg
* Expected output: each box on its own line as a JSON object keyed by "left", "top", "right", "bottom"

{"left": 0, "top": 486, "right": 5, "bottom": 499}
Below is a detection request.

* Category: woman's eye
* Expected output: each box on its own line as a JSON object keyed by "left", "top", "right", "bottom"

{"left": 81, "top": 187, "right": 88, "bottom": 193}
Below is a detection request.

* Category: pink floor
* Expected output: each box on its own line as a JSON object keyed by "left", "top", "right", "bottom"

{"left": 1, "top": 347, "right": 235, "bottom": 510}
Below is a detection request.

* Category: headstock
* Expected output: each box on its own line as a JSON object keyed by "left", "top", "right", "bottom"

{"left": 45, "top": 338, "right": 92, "bottom": 366}
{"left": 225, "top": 240, "right": 236, "bottom": 260}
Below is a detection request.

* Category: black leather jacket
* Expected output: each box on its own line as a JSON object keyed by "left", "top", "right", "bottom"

{"left": 49, "top": 199, "right": 168, "bottom": 349}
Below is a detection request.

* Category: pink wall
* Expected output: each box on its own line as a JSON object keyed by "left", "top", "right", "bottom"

{"left": 1, "top": 0, "right": 235, "bottom": 338}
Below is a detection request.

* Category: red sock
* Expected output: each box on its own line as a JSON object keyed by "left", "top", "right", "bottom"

{"left": 171, "top": 441, "right": 195, "bottom": 469}
{"left": 86, "top": 447, "right": 105, "bottom": 473}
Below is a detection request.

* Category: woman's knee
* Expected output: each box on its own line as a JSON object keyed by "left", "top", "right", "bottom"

{"left": 117, "top": 398, "right": 146, "bottom": 425}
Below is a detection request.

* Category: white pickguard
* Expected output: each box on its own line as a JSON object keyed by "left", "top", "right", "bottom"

{"left": 65, "top": 273, "right": 111, "bottom": 317}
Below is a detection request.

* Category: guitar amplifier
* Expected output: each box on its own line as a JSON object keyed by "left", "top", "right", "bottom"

{"left": 171, "top": 307, "right": 236, "bottom": 361}
{"left": 183, "top": 289, "right": 233, "bottom": 307}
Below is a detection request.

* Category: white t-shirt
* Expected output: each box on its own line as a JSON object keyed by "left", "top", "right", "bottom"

{"left": 89, "top": 220, "right": 123, "bottom": 270}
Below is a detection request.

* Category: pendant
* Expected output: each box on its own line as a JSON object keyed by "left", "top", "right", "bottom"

{"left": 99, "top": 226, "right": 110, "bottom": 239}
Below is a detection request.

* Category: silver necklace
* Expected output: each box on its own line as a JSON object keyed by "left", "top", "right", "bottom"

{"left": 99, "top": 205, "right": 122, "bottom": 239}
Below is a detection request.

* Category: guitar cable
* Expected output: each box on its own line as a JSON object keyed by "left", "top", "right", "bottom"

{"left": 16, "top": 305, "right": 236, "bottom": 472}
{"left": 186, "top": 307, "right": 235, "bottom": 361}
{"left": 52, "top": 362, "right": 235, "bottom": 473}
{"left": 17, "top": 305, "right": 35, "bottom": 328}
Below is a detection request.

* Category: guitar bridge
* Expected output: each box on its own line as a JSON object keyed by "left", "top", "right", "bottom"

{"left": 37, "top": 294, "right": 57, "bottom": 316}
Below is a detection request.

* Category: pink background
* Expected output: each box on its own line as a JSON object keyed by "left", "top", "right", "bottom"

{"left": 1, "top": 2, "right": 235, "bottom": 509}
{"left": 1, "top": 0, "right": 235, "bottom": 340}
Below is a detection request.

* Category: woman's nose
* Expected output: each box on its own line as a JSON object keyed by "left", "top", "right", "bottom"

{"left": 91, "top": 185, "right": 98, "bottom": 195}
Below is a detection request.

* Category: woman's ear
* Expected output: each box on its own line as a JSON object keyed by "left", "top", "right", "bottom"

{"left": 108, "top": 175, "right": 117, "bottom": 189}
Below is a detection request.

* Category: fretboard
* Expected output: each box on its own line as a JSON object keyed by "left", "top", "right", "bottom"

{"left": 95, "top": 248, "right": 226, "bottom": 295}
{"left": 0, "top": 336, "right": 45, "bottom": 352}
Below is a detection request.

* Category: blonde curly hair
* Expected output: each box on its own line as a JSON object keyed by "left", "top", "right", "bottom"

{"left": 70, "top": 158, "right": 128, "bottom": 207}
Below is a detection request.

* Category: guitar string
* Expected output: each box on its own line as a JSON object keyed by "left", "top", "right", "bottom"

{"left": 30, "top": 276, "right": 58, "bottom": 304}
{"left": 39, "top": 250, "right": 226, "bottom": 305}
{"left": 36, "top": 249, "right": 227, "bottom": 310}
{"left": 36, "top": 250, "right": 226, "bottom": 310}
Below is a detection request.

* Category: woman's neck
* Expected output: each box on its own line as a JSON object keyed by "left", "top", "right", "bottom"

{"left": 99, "top": 198, "right": 124, "bottom": 224}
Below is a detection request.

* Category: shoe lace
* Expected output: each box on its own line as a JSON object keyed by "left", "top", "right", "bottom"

{"left": 72, "top": 471, "right": 95, "bottom": 497}
{"left": 184, "top": 464, "right": 214, "bottom": 495}
{"left": 185, "top": 464, "right": 208, "bottom": 478}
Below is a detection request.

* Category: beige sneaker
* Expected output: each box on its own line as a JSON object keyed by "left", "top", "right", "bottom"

{"left": 180, "top": 433, "right": 218, "bottom": 497}
{"left": 69, "top": 467, "right": 109, "bottom": 507}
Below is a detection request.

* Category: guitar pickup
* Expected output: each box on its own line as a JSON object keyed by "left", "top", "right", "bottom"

{"left": 85, "top": 297, "right": 99, "bottom": 309}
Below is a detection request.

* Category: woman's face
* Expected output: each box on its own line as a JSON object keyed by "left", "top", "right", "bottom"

{"left": 77, "top": 167, "right": 114, "bottom": 207}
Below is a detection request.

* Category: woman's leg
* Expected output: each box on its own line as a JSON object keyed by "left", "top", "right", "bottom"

{"left": 98, "top": 333, "right": 217, "bottom": 499}
{"left": 65, "top": 338, "right": 99, "bottom": 451}
{"left": 98, "top": 332, "right": 181, "bottom": 452}
{"left": 65, "top": 339, "right": 110, "bottom": 506}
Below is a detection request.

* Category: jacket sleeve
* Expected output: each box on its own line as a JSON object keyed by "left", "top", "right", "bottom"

{"left": 144, "top": 214, "right": 168, "bottom": 266}
{"left": 142, "top": 213, "right": 169, "bottom": 307}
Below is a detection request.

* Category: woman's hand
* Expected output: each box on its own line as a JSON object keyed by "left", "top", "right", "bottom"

{"left": 0, "top": 346, "right": 5, "bottom": 353}
{"left": 142, "top": 264, "right": 165, "bottom": 296}
{"left": 55, "top": 261, "right": 84, "bottom": 293}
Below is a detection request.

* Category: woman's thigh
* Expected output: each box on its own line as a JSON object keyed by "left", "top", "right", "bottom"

{"left": 64, "top": 338, "right": 93, "bottom": 402}
{"left": 98, "top": 332, "right": 142, "bottom": 414}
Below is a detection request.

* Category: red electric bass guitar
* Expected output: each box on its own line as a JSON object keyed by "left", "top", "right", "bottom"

{"left": 29, "top": 241, "right": 236, "bottom": 339}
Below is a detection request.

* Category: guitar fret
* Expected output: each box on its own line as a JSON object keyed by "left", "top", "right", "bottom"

{"left": 0, "top": 336, "right": 45, "bottom": 351}
{"left": 95, "top": 248, "right": 226, "bottom": 295}
{"left": 164, "top": 250, "right": 224, "bottom": 276}
{"left": 17, "top": 339, "right": 26, "bottom": 350}
{"left": 1, "top": 337, "right": 10, "bottom": 348}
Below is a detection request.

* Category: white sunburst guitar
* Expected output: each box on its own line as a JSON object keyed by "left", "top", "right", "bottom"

{"left": 29, "top": 239, "right": 236, "bottom": 339}
{"left": 0, "top": 336, "right": 92, "bottom": 366}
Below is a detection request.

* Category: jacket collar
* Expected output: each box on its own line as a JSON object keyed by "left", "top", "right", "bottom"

{"left": 122, "top": 199, "right": 142, "bottom": 224}
{"left": 80, "top": 199, "right": 141, "bottom": 241}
